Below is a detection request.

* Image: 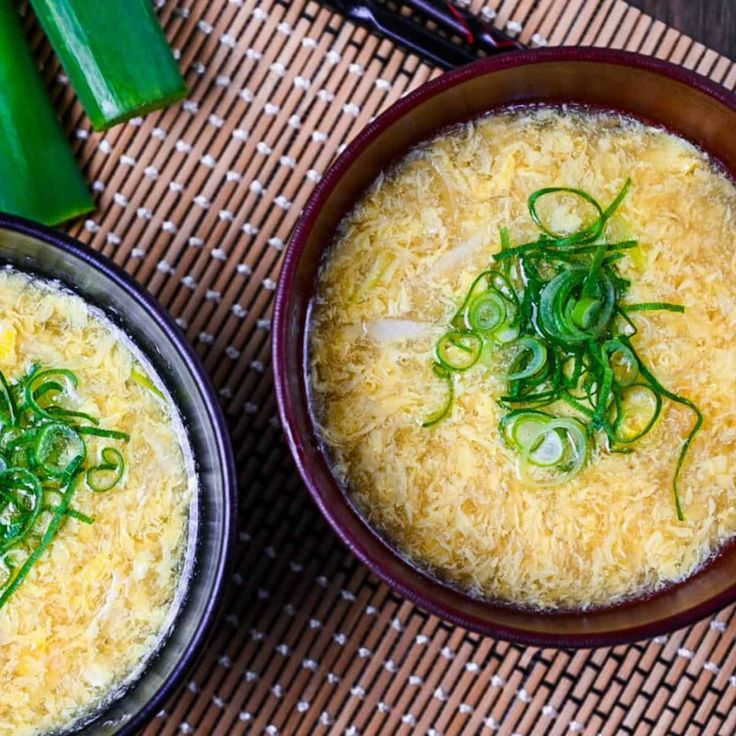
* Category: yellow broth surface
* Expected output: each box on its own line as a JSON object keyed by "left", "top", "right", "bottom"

{"left": 310, "top": 108, "right": 736, "bottom": 609}
{"left": 0, "top": 270, "right": 193, "bottom": 734}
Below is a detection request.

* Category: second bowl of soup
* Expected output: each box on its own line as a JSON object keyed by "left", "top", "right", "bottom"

{"left": 0, "top": 215, "right": 235, "bottom": 733}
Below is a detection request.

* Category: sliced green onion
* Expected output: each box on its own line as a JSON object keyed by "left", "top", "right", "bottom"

{"left": 44, "top": 406, "right": 100, "bottom": 425}
{"left": 451, "top": 271, "right": 496, "bottom": 328}
{"left": 0, "top": 469, "right": 43, "bottom": 554}
{"left": 560, "top": 352, "right": 585, "bottom": 388}
{"left": 465, "top": 291, "right": 508, "bottom": 333}
{"left": 65, "top": 507, "right": 94, "bottom": 524}
{"left": 0, "top": 364, "right": 130, "bottom": 611}
{"left": 519, "top": 417, "right": 589, "bottom": 486}
{"left": 613, "top": 305, "right": 639, "bottom": 337}
{"left": 33, "top": 423, "right": 86, "bottom": 477}
{"left": 601, "top": 178, "right": 632, "bottom": 221}
{"left": 25, "top": 369, "right": 79, "bottom": 420}
{"left": 131, "top": 365, "right": 166, "bottom": 399}
{"left": 611, "top": 383, "right": 662, "bottom": 444}
{"left": 501, "top": 409, "right": 553, "bottom": 449}
{"left": 603, "top": 339, "right": 639, "bottom": 387}
{"left": 499, "top": 226, "right": 511, "bottom": 252}
{"left": 566, "top": 240, "right": 638, "bottom": 256}
{"left": 73, "top": 426, "right": 131, "bottom": 441}
{"left": 571, "top": 296, "right": 602, "bottom": 330}
{"left": 623, "top": 302, "right": 685, "bottom": 313}
{"left": 436, "top": 330, "right": 483, "bottom": 372}
{"left": 581, "top": 241, "right": 609, "bottom": 299}
{"left": 490, "top": 272, "right": 521, "bottom": 309}
{"left": 539, "top": 268, "right": 615, "bottom": 344}
{"left": 423, "top": 178, "right": 701, "bottom": 519}
{"left": 0, "top": 372, "right": 16, "bottom": 427}
{"left": 492, "top": 237, "right": 549, "bottom": 262}
{"left": 506, "top": 336, "right": 548, "bottom": 381}
{"left": 44, "top": 504, "right": 94, "bottom": 524}
{"left": 528, "top": 187, "right": 605, "bottom": 246}
{"left": 86, "top": 447, "right": 125, "bottom": 492}
{"left": 491, "top": 324, "right": 521, "bottom": 344}
{"left": 620, "top": 336, "right": 703, "bottom": 521}
{"left": 499, "top": 388, "right": 558, "bottom": 406}
{"left": 0, "top": 474, "right": 81, "bottom": 611}
{"left": 528, "top": 429, "right": 566, "bottom": 467}
{"left": 422, "top": 364, "right": 454, "bottom": 428}
{"left": 602, "top": 253, "right": 627, "bottom": 267}
{"left": 589, "top": 342, "right": 614, "bottom": 430}
{"left": 498, "top": 225, "right": 512, "bottom": 277}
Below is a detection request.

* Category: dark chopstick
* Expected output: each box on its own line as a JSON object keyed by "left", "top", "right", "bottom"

{"left": 322, "top": 0, "right": 479, "bottom": 68}
{"left": 403, "top": 1, "right": 523, "bottom": 55}
{"left": 320, "top": 1, "right": 523, "bottom": 70}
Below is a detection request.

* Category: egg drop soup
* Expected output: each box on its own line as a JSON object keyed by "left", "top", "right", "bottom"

{"left": 0, "top": 270, "right": 195, "bottom": 734}
{"left": 309, "top": 107, "right": 736, "bottom": 610}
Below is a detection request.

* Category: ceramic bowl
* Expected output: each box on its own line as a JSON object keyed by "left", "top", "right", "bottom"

{"left": 274, "top": 48, "right": 736, "bottom": 647}
{"left": 0, "top": 213, "right": 236, "bottom": 732}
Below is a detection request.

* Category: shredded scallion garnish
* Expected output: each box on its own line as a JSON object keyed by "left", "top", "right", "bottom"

{"left": 0, "top": 365, "right": 129, "bottom": 610}
{"left": 423, "top": 180, "right": 702, "bottom": 520}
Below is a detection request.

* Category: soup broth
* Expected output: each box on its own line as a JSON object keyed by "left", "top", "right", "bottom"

{"left": 310, "top": 107, "right": 736, "bottom": 609}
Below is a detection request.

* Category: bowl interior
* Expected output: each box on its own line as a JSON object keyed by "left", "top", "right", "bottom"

{"left": 276, "top": 49, "right": 736, "bottom": 647}
{"left": 0, "top": 218, "right": 234, "bottom": 733}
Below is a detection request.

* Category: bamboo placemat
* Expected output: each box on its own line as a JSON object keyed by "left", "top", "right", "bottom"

{"left": 27, "top": 0, "right": 736, "bottom": 733}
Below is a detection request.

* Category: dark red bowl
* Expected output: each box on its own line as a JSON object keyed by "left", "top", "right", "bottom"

{"left": 273, "top": 47, "right": 736, "bottom": 648}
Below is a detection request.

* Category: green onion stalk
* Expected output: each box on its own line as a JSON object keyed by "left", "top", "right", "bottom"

{"left": 0, "top": 0, "right": 93, "bottom": 225}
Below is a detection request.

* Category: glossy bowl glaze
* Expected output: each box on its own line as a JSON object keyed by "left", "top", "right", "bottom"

{"left": 0, "top": 213, "right": 236, "bottom": 734}
{"left": 274, "top": 48, "right": 736, "bottom": 647}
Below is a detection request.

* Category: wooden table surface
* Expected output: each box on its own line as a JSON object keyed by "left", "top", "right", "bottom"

{"left": 629, "top": 0, "right": 735, "bottom": 60}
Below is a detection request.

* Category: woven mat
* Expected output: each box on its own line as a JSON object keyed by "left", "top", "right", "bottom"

{"left": 28, "top": 0, "right": 736, "bottom": 733}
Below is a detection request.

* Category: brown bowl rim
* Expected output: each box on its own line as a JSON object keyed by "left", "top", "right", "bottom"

{"left": 273, "top": 47, "right": 736, "bottom": 648}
